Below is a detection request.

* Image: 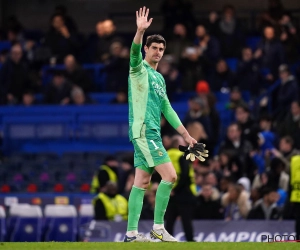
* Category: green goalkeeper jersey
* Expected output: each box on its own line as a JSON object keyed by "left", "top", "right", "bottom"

{"left": 128, "top": 42, "right": 182, "bottom": 141}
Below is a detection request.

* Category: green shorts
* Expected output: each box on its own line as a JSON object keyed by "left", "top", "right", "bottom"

{"left": 131, "top": 124, "right": 171, "bottom": 174}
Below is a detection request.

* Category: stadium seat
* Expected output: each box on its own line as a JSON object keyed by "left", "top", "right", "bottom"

{"left": 7, "top": 204, "right": 33, "bottom": 241}
{"left": 44, "top": 205, "right": 78, "bottom": 242}
{"left": 78, "top": 204, "right": 94, "bottom": 226}
{"left": 10, "top": 205, "right": 43, "bottom": 242}
{"left": 246, "top": 36, "right": 260, "bottom": 51}
{"left": 0, "top": 206, "right": 6, "bottom": 242}
{"left": 225, "top": 58, "right": 238, "bottom": 72}
{"left": 0, "top": 41, "right": 11, "bottom": 53}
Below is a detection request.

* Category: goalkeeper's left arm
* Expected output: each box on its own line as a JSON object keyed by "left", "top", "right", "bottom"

{"left": 161, "top": 97, "right": 197, "bottom": 147}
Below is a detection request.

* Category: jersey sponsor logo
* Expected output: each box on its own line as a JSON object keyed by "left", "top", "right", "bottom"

{"left": 158, "top": 150, "right": 163, "bottom": 156}
{"left": 152, "top": 82, "right": 166, "bottom": 97}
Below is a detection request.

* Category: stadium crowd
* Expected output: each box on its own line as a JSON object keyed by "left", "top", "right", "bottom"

{"left": 0, "top": 0, "right": 300, "bottom": 224}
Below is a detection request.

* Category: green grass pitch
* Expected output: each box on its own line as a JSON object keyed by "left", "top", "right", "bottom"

{"left": 0, "top": 242, "right": 299, "bottom": 250}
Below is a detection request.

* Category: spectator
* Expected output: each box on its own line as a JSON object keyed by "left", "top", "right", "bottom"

{"left": 93, "top": 181, "right": 128, "bottom": 221}
{"left": 218, "top": 151, "right": 243, "bottom": 182}
{"left": 91, "top": 19, "right": 123, "bottom": 63}
{"left": 54, "top": 5, "right": 78, "bottom": 32}
{"left": 179, "top": 46, "right": 205, "bottom": 91}
{"left": 111, "top": 89, "right": 128, "bottom": 104}
{"left": 235, "top": 104, "right": 258, "bottom": 147}
{"left": 44, "top": 14, "right": 80, "bottom": 63}
{"left": 252, "top": 157, "right": 289, "bottom": 192}
{"left": 275, "top": 64, "right": 299, "bottom": 120}
{"left": 269, "top": 136, "right": 300, "bottom": 173}
{"left": 103, "top": 41, "right": 129, "bottom": 91}
{"left": 195, "top": 184, "right": 224, "bottom": 220}
{"left": 64, "top": 54, "right": 93, "bottom": 93}
{"left": 22, "top": 91, "right": 36, "bottom": 106}
{"left": 279, "top": 15, "right": 299, "bottom": 63}
{"left": 247, "top": 187, "right": 280, "bottom": 220}
{"left": 209, "top": 5, "right": 244, "bottom": 57}
{"left": 226, "top": 87, "right": 247, "bottom": 110}
{"left": 277, "top": 101, "right": 300, "bottom": 149}
{"left": 165, "top": 23, "right": 191, "bottom": 65}
{"left": 209, "top": 59, "right": 235, "bottom": 92}
{"left": 183, "top": 96, "right": 212, "bottom": 140}
{"left": 0, "top": 43, "right": 31, "bottom": 105}
{"left": 70, "top": 87, "right": 93, "bottom": 105}
{"left": 237, "top": 177, "right": 251, "bottom": 194}
{"left": 254, "top": 26, "right": 285, "bottom": 81}
{"left": 90, "top": 156, "right": 120, "bottom": 194}
{"left": 219, "top": 123, "right": 254, "bottom": 178}
{"left": 165, "top": 135, "right": 197, "bottom": 242}
{"left": 222, "top": 183, "right": 251, "bottom": 220}
{"left": 267, "top": 157, "right": 289, "bottom": 191}
{"left": 44, "top": 71, "right": 72, "bottom": 105}
{"left": 194, "top": 24, "right": 220, "bottom": 67}
{"left": 236, "top": 47, "right": 261, "bottom": 96}
{"left": 157, "top": 58, "right": 182, "bottom": 98}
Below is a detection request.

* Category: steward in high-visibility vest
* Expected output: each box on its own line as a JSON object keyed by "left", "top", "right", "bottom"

{"left": 290, "top": 155, "right": 300, "bottom": 240}
{"left": 93, "top": 181, "right": 128, "bottom": 221}
{"left": 165, "top": 136, "right": 197, "bottom": 242}
{"left": 90, "top": 156, "right": 119, "bottom": 193}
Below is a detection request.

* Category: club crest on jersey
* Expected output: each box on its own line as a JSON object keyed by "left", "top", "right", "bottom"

{"left": 152, "top": 82, "right": 165, "bottom": 97}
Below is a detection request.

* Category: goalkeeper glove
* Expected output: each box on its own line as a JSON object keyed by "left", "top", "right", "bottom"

{"left": 178, "top": 143, "right": 209, "bottom": 162}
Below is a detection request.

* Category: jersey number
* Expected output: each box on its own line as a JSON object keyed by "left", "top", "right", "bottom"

{"left": 150, "top": 140, "right": 159, "bottom": 150}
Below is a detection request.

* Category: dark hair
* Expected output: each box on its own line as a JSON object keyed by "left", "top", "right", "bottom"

{"left": 259, "top": 114, "right": 273, "bottom": 123}
{"left": 261, "top": 186, "right": 277, "bottom": 197}
{"left": 236, "top": 103, "right": 250, "bottom": 113}
{"left": 145, "top": 34, "right": 166, "bottom": 49}
{"left": 228, "top": 122, "right": 242, "bottom": 131}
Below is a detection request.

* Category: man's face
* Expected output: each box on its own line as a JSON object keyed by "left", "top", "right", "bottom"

{"left": 144, "top": 42, "right": 165, "bottom": 64}
{"left": 259, "top": 120, "right": 271, "bottom": 130}
{"left": 11, "top": 45, "right": 23, "bottom": 63}
{"left": 64, "top": 55, "right": 76, "bottom": 72}
{"left": 195, "top": 25, "right": 206, "bottom": 38}
{"left": 242, "top": 48, "right": 252, "bottom": 62}
{"left": 216, "top": 60, "right": 227, "bottom": 73}
{"left": 174, "top": 24, "right": 186, "bottom": 37}
{"left": 102, "top": 20, "right": 115, "bottom": 35}
{"left": 53, "top": 75, "right": 64, "bottom": 87}
{"left": 235, "top": 107, "right": 249, "bottom": 124}
{"left": 201, "top": 185, "right": 213, "bottom": 199}
{"left": 227, "top": 124, "right": 241, "bottom": 141}
{"left": 291, "top": 102, "right": 300, "bottom": 116}
{"left": 279, "top": 71, "right": 289, "bottom": 81}
{"left": 52, "top": 16, "right": 64, "bottom": 30}
{"left": 279, "top": 139, "right": 292, "bottom": 153}
{"left": 266, "top": 191, "right": 279, "bottom": 204}
{"left": 264, "top": 27, "right": 275, "bottom": 40}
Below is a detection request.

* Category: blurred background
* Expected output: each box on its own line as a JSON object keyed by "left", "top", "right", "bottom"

{"left": 0, "top": 0, "right": 300, "bottom": 243}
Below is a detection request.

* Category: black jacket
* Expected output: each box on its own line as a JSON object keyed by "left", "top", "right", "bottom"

{"left": 247, "top": 201, "right": 281, "bottom": 220}
{"left": 194, "top": 196, "right": 224, "bottom": 219}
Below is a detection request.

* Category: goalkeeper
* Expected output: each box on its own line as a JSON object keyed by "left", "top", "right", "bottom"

{"left": 124, "top": 6, "right": 208, "bottom": 242}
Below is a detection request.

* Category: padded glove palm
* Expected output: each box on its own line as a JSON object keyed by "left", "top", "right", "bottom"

{"left": 178, "top": 143, "right": 209, "bottom": 162}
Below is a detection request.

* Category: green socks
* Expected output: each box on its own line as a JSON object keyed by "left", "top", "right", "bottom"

{"left": 127, "top": 180, "right": 173, "bottom": 231}
{"left": 127, "top": 185, "right": 146, "bottom": 231}
{"left": 154, "top": 180, "right": 173, "bottom": 224}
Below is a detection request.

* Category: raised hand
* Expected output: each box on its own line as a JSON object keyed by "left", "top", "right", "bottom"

{"left": 136, "top": 6, "right": 153, "bottom": 32}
